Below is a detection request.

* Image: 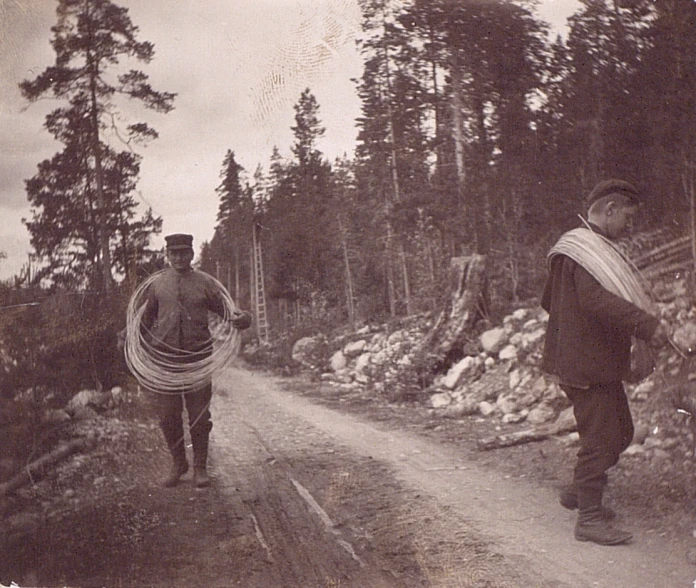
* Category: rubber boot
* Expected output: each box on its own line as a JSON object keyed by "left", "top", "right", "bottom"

{"left": 574, "top": 488, "right": 631, "bottom": 545}
{"left": 559, "top": 484, "right": 615, "bottom": 520}
{"left": 191, "top": 428, "right": 211, "bottom": 488}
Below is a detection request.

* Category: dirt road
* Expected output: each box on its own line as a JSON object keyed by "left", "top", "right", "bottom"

{"left": 202, "top": 366, "right": 695, "bottom": 588}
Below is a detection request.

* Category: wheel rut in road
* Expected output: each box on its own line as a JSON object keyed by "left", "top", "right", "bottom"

{"left": 211, "top": 383, "right": 398, "bottom": 587}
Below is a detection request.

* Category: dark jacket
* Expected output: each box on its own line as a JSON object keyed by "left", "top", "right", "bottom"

{"left": 541, "top": 229, "right": 659, "bottom": 387}
{"left": 141, "top": 268, "right": 226, "bottom": 356}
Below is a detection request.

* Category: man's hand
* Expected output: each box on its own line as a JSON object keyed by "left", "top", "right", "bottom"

{"left": 649, "top": 321, "right": 671, "bottom": 348}
{"left": 230, "top": 310, "right": 252, "bottom": 330}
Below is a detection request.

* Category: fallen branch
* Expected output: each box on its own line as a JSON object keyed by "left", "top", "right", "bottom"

{"left": 0, "top": 438, "right": 94, "bottom": 496}
{"left": 477, "top": 419, "right": 576, "bottom": 451}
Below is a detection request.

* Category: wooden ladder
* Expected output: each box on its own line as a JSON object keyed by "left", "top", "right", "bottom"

{"left": 252, "top": 223, "right": 269, "bottom": 344}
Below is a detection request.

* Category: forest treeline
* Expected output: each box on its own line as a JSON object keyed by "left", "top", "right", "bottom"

{"left": 2, "top": 0, "right": 696, "bottom": 400}
{"left": 201, "top": 0, "right": 696, "bottom": 333}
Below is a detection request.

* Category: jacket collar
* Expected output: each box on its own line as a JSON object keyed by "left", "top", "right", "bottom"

{"left": 585, "top": 221, "right": 608, "bottom": 238}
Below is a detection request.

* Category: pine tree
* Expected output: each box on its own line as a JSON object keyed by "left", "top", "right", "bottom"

{"left": 20, "top": 0, "right": 175, "bottom": 292}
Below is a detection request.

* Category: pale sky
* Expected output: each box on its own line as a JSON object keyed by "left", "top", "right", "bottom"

{"left": 0, "top": 0, "right": 579, "bottom": 280}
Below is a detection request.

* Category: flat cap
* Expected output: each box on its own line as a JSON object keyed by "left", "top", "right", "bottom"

{"left": 587, "top": 179, "right": 640, "bottom": 208}
{"left": 165, "top": 233, "right": 194, "bottom": 250}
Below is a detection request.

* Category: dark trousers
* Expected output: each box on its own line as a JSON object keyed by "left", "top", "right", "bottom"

{"left": 149, "top": 382, "right": 213, "bottom": 466}
{"left": 561, "top": 381, "right": 634, "bottom": 506}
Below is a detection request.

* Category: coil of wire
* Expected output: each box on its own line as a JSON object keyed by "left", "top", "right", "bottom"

{"left": 124, "top": 270, "right": 241, "bottom": 394}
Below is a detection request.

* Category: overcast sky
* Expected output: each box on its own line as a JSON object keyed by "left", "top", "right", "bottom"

{"left": 0, "top": 0, "right": 579, "bottom": 280}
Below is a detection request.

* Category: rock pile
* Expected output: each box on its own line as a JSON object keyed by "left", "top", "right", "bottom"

{"left": 291, "top": 279, "right": 696, "bottom": 462}
{"left": 426, "top": 307, "right": 567, "bottom": 425}
{"left": 293, "top": 307, "right": 572, "bottom": 426}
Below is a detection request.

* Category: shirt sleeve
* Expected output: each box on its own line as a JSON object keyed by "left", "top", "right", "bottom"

{"left": 203, "top": 277, "right": 226, "bottom": 318}
{"left": 140, "top": 284, "right": 159, "bottom": 333}
{"left": 573, "top": 262, "right": 659, "bottom": 341}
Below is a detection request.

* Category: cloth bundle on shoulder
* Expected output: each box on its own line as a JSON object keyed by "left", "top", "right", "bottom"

{"left": 548, "top": 227, "right": 656, "bottom": 383}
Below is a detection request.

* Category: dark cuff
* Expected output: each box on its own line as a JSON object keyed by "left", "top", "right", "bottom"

{"left": 233, "top": 311, "right": 252, "bottom": 330}
{"left": 635, "top": 314, "right": 660, "bottom": 341}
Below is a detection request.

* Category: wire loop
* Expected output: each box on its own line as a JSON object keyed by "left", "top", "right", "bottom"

{"left": 124, "top": 270, "right": 241, "bottom": 394}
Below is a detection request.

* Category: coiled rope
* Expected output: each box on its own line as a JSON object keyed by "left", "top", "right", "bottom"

{"left": 548, "top": 221, "right": 661, "bottom": 383}
{"left": 124, "top": 270, "right": 241, "bottom": 395}
{"left": 548, "top": 225, "right": 655, "bottom": 313}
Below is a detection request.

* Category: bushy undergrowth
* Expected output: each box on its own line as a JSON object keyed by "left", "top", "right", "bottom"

{"left": 1, "top": 289, "right": 127, "bottom": 404}
{"left": 0, "top": 285, "right": 131, "bottom": 478}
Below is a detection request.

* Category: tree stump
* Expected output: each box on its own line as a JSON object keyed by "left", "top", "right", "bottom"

{"left": 415, "top": 254, "right": 487, "bottom": 383}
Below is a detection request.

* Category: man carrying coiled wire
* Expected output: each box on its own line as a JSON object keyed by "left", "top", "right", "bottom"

{"left": 134, "top": 233, "right": 251, "bottom": 488}
{"left": 541, "top": 180, "right": 671, "bottom": 546}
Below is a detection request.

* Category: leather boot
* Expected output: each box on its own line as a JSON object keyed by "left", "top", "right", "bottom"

{"left": 163, "top": 457, "right": 189, "bottom": 487}
{"left": 191, "top": 428, "right": 211, "bottom": 488}
{"left": 575, "top": 507, "right": 632, "bottom": 545}
{"left": 161, "top": 423, "right": 188, "bottom": 487}
{"left": 193, "top": 467, "right": 211, "bottom": 488}
{"left": 575, "top": 487, "right": 631, "bottom": 545}
{"left": 559, "top": 484, "right": 616, "bottom": 520}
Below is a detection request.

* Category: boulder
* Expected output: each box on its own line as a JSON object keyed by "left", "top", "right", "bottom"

{"left": 291, "top": 336, "right": 318, "bottom": 367}
{"left": 70, "top": 405, "right": 99, "bottom": 421}
{"left": 478, "top": 401, "right": 496, "bottom": 416}
{"left": 67, "top": 389, "right": 112, "bottom": 413}
{"left": 430, "top": 392, "right": 452, "bottom": 409}
{"left": 512, "top": 308, "right": 530, "bottom": 321}
{"left": 512, "top": 389, "right": 539, "bottom": 409}
{"left": 509, "top": 369, "right": 521, "bottom": 390}
{"left": 632, "top": 422, "right": 650, "bottom": 445}
{"left": 633, "top": 379, "right": 656, "bottom": 396}
{"left": 330, "top": 351, "right": 347, "bottom": 372}
{"left": 553, "top": 406, "right": 576, "bottom": 431}
{"left": 624, "top": 444, "right": 645, "bottom": 456}
{"left": 443, "top": 398, "right": 479, "bottom": 418}
{"left": 43, "top": 409, "right": 71, "bottom": 425}
{"left": 496, "top": 394, "right": 518, "bottom": 415}
{"left": 371, "top": 349, "right": 389, "bottom": 366}
{"left": 522, "top": 318, "right": 540, "bottom": 331}
{"left": 110, "top": 386, "right": 125, "bottom": 405}
{"left": 387, "top": 330, "right": 405, "bottom": 346}
{"left": 334, "top": 371, "right": 353, "bottom": 384}
{"left": 344, "top": 339, "right": 367, "bottom": 358}
{"left": 480, "top": 328, "right": 507, "bottom": 354}
{"left": 530, "top": 375, "right": 548, "bottom": 396}
{"left": 674, "top": 322, "right": 696, "bottom": 354}
{"left": 370, "top": 332, "right": 387, "bottom": 350}
{"left": 353, "top": 352, "right": 371, "bottom": 375}
{"left": 443, "top": 356, "right": 477, "bottom": 389}
{"left": 526, "top": 402, "right": 557, "bottom": 425}
{"left": 498, "top": 345, "right": 518, "bottom": 361}
{"left": 520, "top": 329, "right": 545, "bottom": 350}
{"left": 354, "top": 373, "right": 369, "bottom": 385}
{"left": 67, "top": 389, "right": 98, "bottom": 410}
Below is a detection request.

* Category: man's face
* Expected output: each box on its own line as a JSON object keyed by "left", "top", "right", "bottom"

{"left": 605, "top": 202, "right": 638, "bottom": 239}
{"left": 166, "top": 248, "right": 194, "bottom": 271}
